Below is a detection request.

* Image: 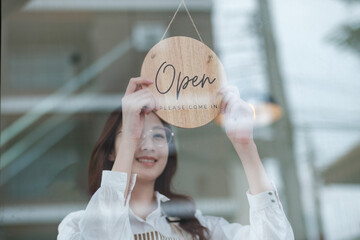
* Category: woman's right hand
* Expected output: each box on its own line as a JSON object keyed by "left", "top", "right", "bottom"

{"left": 120, "top": 77, "right": 159, "bottom": 141}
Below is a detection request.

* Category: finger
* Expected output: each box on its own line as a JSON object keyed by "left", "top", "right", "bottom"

{"left": 122, "top": 90, "right": 150, "bottom": 109}
{"left": 135, "top": 100, "right": 153, "bottom": 115}
{"left": 219, "top": 90, "right": 232, "bottom": 111}
{"left": 136, "top": 96, "right": 157, "bottom": 114}
{"left": 217, "top": 86, "right": 226, "bottom": 96}
{"left": 128, "top": 88, "right": 159, "bottom": 108}
{"left": 128, "top": 87, "right": 152, "bottom": 98}
{"left": 221, "top": 92, "right": 237, "bottom": 113}
{"left": 151, "top": 93, "right": 160, "bottom": 112}
{"left": 147, "top": 90, "right": 159, "bottom": 111}
{"left": 224, "top": 94, "right": 238, "bottom": 115}
{"left": 228, "top": 101, "right": 244, "bottom": 120}
{"left": 125, "top": 77, "right": 153, "bottom": 96}
{"left": 230, "top": 101, "right": 254, "bottom": 121}
{"left": 131, "top": 90, "right": 159, "bottom": 111}
{"left": 230, "top": 86, "right": 239, "bottom": 95}
{"left": 218, "top": 86, "right": 240, "bottom": 110}
{"left": 124, "top": 92, "right": 153, "bottom": 112}
{"left": 135, "top": 85, "right": 142, "bottom": 91}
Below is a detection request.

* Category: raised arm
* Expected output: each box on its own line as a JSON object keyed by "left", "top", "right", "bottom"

{"left": 232, "top": 140, "right": 273, "bottom": 194}
{"left": 202, "top": 86, "right": 295, "bottom": 239}
{"left": 218, "top": 86, "right": 272, "bottom": 194}
{"left": 112, "top": 77, "right": 159, "bottom": 200}
{"left": 57, "top": 78, "right": 160, "bottom": 240}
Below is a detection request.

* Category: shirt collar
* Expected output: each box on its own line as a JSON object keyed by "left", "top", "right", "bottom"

{"left": 129, "top": 191, "right": 170, "bottom": 222}
{"left": 146, "top": 191, "right": 169, "bottom": 220}
{"left": 155, "top": 191, "right": 170, "bottom": 204}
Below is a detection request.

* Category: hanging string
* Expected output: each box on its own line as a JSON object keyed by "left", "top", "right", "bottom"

{"left": 161, "top": 0, "right": 183, "bottom": 41}
{"left": 160, "top": 0, "right": 204, "bottom": 43}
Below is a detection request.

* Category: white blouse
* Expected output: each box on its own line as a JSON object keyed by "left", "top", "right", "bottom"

{"left": 57, "top": 170, "right": 294, "bottom": 240}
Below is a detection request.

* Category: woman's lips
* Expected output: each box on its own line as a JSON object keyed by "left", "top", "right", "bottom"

{"left": 136, "top": 156, "right": 157, "bottom": 166}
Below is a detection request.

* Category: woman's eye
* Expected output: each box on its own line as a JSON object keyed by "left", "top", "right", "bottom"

{"left": 153, "top": 134, "right": 165, "bottom": 139}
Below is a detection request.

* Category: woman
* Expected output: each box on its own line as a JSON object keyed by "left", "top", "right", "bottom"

{"left": 57, "top": 77, "right": 294, "bottom": 239}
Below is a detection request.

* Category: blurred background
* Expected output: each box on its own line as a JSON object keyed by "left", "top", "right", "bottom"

{"left": 1, "top": 0, "right": 360, "bottom": 239}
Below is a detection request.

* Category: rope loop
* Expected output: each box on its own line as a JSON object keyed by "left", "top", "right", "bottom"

{"left": 161, "top": 0, "right": 204, "bottom": 43}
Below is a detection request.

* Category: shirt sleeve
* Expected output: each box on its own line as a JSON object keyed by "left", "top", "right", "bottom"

{"left": 196, "top": 183, "right": 295, "bottom": 240}
{"left": 57, "top": 170, "right": 137, "bottom": 240}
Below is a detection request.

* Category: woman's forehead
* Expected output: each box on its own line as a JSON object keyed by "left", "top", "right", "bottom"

{"left": 144, "top": 112, "right": 164, "bottom": 128}
{"left": 116, "top": 113, "right": 164, "bottom": 135}
{"left": 145, "top": 112, "right": 163, "bottom": 126}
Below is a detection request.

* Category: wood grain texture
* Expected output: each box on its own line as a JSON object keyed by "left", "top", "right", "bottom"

{"left": 141, "top": 36, "right": 227, "bottom": 128}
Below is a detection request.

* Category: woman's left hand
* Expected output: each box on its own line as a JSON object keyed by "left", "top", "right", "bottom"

{"left": 218, "top": 86, "right": 255, "bottom": 145}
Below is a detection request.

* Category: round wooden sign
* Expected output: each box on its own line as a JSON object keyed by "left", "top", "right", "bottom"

{"left": 140, "top": 36, "right": 227, "bottom": 128}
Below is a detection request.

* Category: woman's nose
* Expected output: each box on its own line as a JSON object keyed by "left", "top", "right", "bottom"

{"left": 139, "top": 135, "right": 155, "bottom": 151}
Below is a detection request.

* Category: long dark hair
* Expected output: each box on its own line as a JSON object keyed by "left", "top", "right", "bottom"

{"left": 88, "top": 107, "right": 209, "bottom": 240}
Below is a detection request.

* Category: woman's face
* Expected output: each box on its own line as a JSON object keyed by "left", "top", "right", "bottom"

{"left": 112, "top": 112, "right": 169, "bottom": 182}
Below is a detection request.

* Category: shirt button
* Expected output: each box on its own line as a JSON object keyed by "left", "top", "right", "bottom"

{"left": 271, "top": 199, "right": 276, "bottom": 203}
{"left": 268, "top": 192, "right": 273, "bottom": 195}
